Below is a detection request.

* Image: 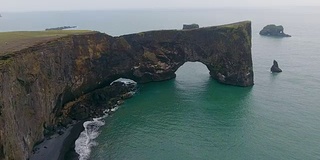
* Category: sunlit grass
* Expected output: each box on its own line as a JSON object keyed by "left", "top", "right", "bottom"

{"left": 0, "top": 30, "right": 92, "bottom": 43}
{"left": 0, "top": 30, "right": 93, "bottom": 54}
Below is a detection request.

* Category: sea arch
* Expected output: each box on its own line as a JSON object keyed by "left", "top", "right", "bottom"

{"left": 120, "top": 21, "right": 253, "bottom": 86}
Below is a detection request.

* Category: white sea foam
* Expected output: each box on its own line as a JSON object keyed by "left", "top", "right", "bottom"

{"left": 110, "top": 106, "right": 119, "bottom": 112}
{"left": 75, "top": 112, "right": 109, "bottom": 160}
{"left": 110, "top": 78, "right": 137, "bottom": 85}
{"left": 75, "top": 78, "right": 137, "bottom": 160}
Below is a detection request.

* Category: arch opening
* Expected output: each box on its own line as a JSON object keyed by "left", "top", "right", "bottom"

{"left": 175, "top": 62, "right": 210, "bottom": 82}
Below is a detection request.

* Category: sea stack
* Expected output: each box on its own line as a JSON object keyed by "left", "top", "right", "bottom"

{"left": 260, "top": 24, "right": 291, "bottom": 37}
{"left": 271, "top": 60, "right": 282, "bottom": 72}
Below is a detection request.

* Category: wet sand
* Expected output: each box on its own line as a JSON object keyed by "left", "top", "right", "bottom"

{"left": 29, "top": 121, "right": 84, "bottom": 160}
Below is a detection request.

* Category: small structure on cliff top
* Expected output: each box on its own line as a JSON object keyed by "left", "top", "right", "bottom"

{"left": 271, "top": 60, "right": 282, "bottom": 73}
{"left": 183, "top": 23, "right": 199, "bottom": 30}
{"left": 259, "top": 24, "right": 291, "bottom": 37}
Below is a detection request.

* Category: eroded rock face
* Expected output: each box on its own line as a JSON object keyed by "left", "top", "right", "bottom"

{"left": 259, "top": 24, "right": 291, "bottom": 37}
{"left": 0, "top": 21, "right": 253, "bottom": 160}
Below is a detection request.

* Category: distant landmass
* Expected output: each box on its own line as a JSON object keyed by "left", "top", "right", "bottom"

{"left": 45, "top": 26, "right": 77, "bottom": 31}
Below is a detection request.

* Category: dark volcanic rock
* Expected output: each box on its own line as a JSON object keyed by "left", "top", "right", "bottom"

{"left": 67, "top": 80, "right": 137, "bottom": 120}
{"left": 260, "top": 24, "right": 291, "bottom": 37}
{"left": 271, "top": 60, "right": 282, "bottom": 72}
{"left": 183, "top": 24, "right": 199, "bottom": 30}
{"left": 0, "top": 21, "right": 253, "bottom": 160}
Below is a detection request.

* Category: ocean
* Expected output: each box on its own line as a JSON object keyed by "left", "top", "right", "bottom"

{"left": 1, "top": 7, "right": 320, "bottom": 160}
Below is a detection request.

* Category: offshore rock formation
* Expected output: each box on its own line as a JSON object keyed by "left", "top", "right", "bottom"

{"left": 0, "top": 21, "right": 253, "bottom": 160}
{"left": 183, "top": 24, "right": 199, "bottom": 30}
{"left": 259, "top": 24, "right": 291, "bottom": 37}
{"left": 271, "top": 60, "right": 282, "bottom": 72}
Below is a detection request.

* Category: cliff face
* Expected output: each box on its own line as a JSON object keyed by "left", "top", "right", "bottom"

{"left": 0, "top": 21, "right": 252, "bottom": 160}
{"left": 0, "top": 33, "right": 124, "bottom": 160}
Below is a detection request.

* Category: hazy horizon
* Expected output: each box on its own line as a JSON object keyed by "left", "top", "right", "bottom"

{"left": 1, "top": 0, "right": 320, "bottom": 12}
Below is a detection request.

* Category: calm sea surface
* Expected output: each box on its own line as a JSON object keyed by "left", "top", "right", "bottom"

{"left": 1, "top": 7, "right": 320, "bottom": 160}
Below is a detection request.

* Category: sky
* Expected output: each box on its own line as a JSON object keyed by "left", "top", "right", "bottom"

{"left": 1, "top": 0, "right": 320, "bottom": 12}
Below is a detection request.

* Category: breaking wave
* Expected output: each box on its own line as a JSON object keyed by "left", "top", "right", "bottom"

{"left": 74, "top": 109, "right": 110, "bottom": 160}
{"left": 75, "top": 78, "right": 136, "bottom": 160}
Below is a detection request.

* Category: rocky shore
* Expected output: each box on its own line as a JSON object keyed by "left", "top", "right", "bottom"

{"left": 29, "top": 120, "right": 84, "bottom": 160}
{"left": 29, "top": 80, "right": 137, "bottom": 160}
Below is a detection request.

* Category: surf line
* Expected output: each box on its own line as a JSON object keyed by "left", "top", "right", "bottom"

{"left": 75, "top": 78, "right": 137, "bottom": 160}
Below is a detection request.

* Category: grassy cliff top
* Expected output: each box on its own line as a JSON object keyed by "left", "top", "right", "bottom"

{"left": 0, "top": 30, "right": 93, "bottom": 55}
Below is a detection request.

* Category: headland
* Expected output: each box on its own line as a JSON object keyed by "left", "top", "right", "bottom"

{"left": 0, "top": 21, "right": 253, "bottom": 160}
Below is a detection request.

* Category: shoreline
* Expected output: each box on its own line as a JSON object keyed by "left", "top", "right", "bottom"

{"left": 29, "top": 121, "right": 84, "bottom": 160}
{"left": 29, "top": 79, "right": 137, "bottom": 160}
{"left": 62, "top": 121, "right": 85, "bottom": 160}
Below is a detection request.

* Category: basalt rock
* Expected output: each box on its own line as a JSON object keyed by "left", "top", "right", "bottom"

{"left": 66, "top": 80, "right": 137, "bottom": 121}
{"left": 259, "top": 24, "right": 291, "bottom": 37}
{"left": 0, "top": 21, "right": 253, "bottom": 160}
{"left": 271, "top": 60, "right": 282, "bottom": 72}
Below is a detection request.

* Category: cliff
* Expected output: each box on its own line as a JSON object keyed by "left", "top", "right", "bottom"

{"left": 0, "top": 21, "right": 253, "bottom": 160}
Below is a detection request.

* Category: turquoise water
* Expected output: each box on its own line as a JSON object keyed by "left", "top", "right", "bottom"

{"left": 1, "top": 8, "right": 320, "bottom": 160}
{"left": 90, "top": 62, "right": 320, "bottom": 160}
{"left": 90, "top": 8, "right": 320, "bottom": 160}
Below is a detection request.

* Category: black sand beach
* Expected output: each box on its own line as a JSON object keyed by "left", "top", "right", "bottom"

{"left": 29, "top": 121, "right": 84, "bottom": 160}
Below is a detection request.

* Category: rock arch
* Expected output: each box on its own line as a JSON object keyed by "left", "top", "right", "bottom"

{"left": 121, "top": 21, "right": 253, "bottom": 86}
